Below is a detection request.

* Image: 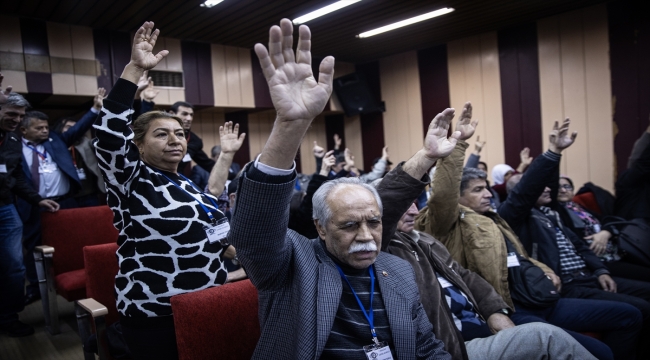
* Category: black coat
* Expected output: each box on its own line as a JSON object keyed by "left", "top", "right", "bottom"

{"left": 177, "top": 130, "right": 215, "bottom": 174}
{"left": 498, "top": 152, "right": 608, "bottom": 277}
{"left": 615, "top": 136, "right": 650, "bottom": 220}
{"left": 0, "top": 131, "right": 41, "bottom": 206}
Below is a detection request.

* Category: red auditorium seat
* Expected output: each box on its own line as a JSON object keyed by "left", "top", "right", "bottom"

{"left": 36, "top": 205, "right": 118, "bottom": 334}
{"left": 172, "top": 280, "right": 261, "bottom": 360}
{"left": 573, "top": 192, "right": 602, "bottom": 216}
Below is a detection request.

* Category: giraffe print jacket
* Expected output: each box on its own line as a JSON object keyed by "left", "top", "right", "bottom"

{"left": 93, "top": 79, "right": 228, "bottom": 318}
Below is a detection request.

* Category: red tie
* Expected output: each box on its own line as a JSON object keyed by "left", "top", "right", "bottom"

{"left": 29, "top": 142, "right": 40, "bottom": 190}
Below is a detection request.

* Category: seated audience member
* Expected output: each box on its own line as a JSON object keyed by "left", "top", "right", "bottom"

{"left": 229, "top": 18, "right": 452, "bottom": 359}
{"left": 288, "top": 150, "right": 334, "bottom": 239}
{"left": 92, "top": 22, "right": 239, "bottom": 360}
{"left": 206, "top": 122, "right": 245, "bottom": 198}
{"left": 0, "top": 81, "right": 59, "bottom": 337}
{"left": 615, "top": 119, "right": 650, "bottom": 222}
{"left": 490, "top": 147, "right": 533, "bottom": 202}
{"left": 557, "top": 176, "right": 650, "bottom": 282}
{"left": 415, "top": 112, "right": 642, "bottom": 360}
{"left": 500, "top": 119, "right": 650, "bottom": 358}
{"left": 360, "top": 146, "right": 392, "bottom": 183}
{"left": 381, "top": 106, "right": 595, "bottom": 360}
{"left": 17, "top": 105, "right": 98, "bottom": 305}
{"left": 465, "top": 137, "right": 500, "bottom": 209}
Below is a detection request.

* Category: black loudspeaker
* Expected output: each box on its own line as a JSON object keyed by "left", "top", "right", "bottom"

{"left": 333, "top": 73, "right": 385, "bottom": 116}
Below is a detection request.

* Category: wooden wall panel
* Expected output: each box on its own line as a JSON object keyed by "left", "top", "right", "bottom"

{"left": 447, "top": 32, "right": 505, "bottom": 181}
{"left": 70, "top": 26, "right": 95, "bottom": 60}
{"left": 47, "top": 23, "right": 72, "bottom": 58}
{"left": 238, "top": 47, "right": 255, "bottom": 108}
{"left": 0, "top": 15, "right": 23, "bottom": 53}
{"left": 379, "top": 51, "right": 423, "bottom": 164}
{"left": 300, "top": 114, "right": 328, "bottom": 173}
{"left": 212, "top": 45, "right": 255, "bottom": 108}
{"left": 0, "top": 71, "right": 28, "bottom": 93}
{"left": 537, "top": 5, "right": 614, "bottom": 192}
{"left": 247, "top": 110, "right": 276, "bottom": 161}
{"left": 151, "top": 37, "right": 185, "bottom": 106}
{"left": 344, "top": 115, "right": 364, "bottom": 171}
{"left": 192, "top": 110, "right": 226, "bottom": 160}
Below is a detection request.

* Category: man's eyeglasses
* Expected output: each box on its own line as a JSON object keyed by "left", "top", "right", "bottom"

{"left": 559, "top": 185, "right": 573, "bottom": 191}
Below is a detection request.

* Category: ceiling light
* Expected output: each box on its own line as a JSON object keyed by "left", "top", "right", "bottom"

{"left": 201, "top": 0, "right": 224, "bottom": 8}
{"left": 357, "top": 7, "right": 455, "bottom": 38}
{"left": 293, "top": 0, "right": 362, "bottom": 25}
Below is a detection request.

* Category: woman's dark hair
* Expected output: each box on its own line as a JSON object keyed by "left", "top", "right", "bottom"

{"left": 560, "top": 176, "right": 574, "bottom": 189}
{"left": 132, "top": 111, "right": 183, "bottom": 144}
{"left": 53, "top": 117, "right": 76, "bottom": 134}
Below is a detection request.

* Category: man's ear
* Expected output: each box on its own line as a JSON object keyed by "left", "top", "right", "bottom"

{"left": 314, "top": 219, "right": 327, "bottom": 239}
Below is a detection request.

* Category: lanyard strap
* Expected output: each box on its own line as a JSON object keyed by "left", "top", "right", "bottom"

{"left": 157, "top": 172, "right": 220, "bottom": 225}
{"left": 69, "top": 146, "right": 78, "bottom": 168}
{"left": 23, "top": 140, "right": 47, "bottom": 160}
{"left": 335, "top": 264, "right": 379, "bottom": 345}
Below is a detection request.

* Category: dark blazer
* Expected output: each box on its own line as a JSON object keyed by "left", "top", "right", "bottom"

{"left": 0, "top": 131, "right": 41, "bottom": 206}
{"left": 20, "top": 109, "right": 97, "bottom": 195}
{"left": 228, "top": 164, "right": 450, "bottom": 360}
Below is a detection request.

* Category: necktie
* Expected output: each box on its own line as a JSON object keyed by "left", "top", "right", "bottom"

{"left": 29, "top": 142, "right": 40, "bottom": 191}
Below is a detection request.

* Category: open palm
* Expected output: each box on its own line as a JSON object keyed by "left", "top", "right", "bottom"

{"left": 254, "top": 19, "right": 334, "bottom": 122}
{"left": 423, "top": 108, "right": 461, "bottom": 159}
{"left": 131, "top": 22, "right": 168, "bottom": 71}
{"left": 220, "top": 122, "right": 246, "bottom": 154}
{"left": 455, "top": 102, "right": 478, "bottom": 140}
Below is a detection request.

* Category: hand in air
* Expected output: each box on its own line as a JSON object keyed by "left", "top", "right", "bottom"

{"left": 455, "top": 102, "right": 478, "bottom": 141}
{"left": 320, "top": 150, "right": 335, "bottom": 176}
{"left": 219, "top": 121, "right": 246, "bottom": 154}
{"left": 130, "top": 22, "right": 168, "bottom": 71}
{"left": 313, "top": 141, "right": 325, "bottom": 158}
{"left": 549, "top": 118, "right": 577, "bottom": 153}
{"left": 423, "top": 108, "right": 462, "bottom": 160}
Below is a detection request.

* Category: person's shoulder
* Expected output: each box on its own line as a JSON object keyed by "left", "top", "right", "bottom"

{"left": 377, "top": 252, "right": 415, "bottom": 274}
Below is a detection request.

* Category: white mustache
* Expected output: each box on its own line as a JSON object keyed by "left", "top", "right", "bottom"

{"left": 348, "top": 241, "right": 378, "bottom": 254}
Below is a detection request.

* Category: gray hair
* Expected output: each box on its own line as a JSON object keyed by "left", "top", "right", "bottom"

{"left": 460, "top": 167, "right": 487, "bottom": 194}
{"left": 312, "top": 177, "right": 383, "bottom": 226}
{"left": 21, "top": 110, "right": 48, "bottom": 129}
{"left": 0, "top": 92, "right": 31, "bottom": 110}
{"left": 506, "top": 173, "right": 523, "bottom": 194}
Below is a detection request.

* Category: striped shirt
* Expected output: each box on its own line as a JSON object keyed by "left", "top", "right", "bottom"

{"left": 321, "top": 247, "right": 396, "bottom": 359}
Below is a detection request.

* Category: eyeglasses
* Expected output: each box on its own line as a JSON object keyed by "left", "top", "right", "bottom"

{"left": 559, "top": 185, "right": 574, "bottom": 191}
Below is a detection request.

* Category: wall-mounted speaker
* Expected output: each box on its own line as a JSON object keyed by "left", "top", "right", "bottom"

{"left": 333, "top": 73, "right": 385, "bottom": 116}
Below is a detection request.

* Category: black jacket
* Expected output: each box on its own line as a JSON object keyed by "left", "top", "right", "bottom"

{"left": 288, "top": 173, "right": 328, "bottom": 239}
{"left": 498, "top": 151, "right": 608, "bottom": 278}
{"left": 177, "top": 130, "right": 215, "bottom": 174}
{"left": 615, "top": 134, "right": 650, "bottom": 220}
{"left": 0, "top": 131, "right": 42, "bottom": 206}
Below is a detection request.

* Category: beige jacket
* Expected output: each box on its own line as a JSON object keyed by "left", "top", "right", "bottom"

{"left": 414, "top": 141, "right": 554, "bottom": 308}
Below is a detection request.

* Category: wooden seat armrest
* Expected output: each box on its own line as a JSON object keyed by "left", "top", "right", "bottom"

{"left": 35, "top": 245, "right": 55, "bottom": 254}
{"left": 77, "top": 298, "right": 109, "bottom": 318}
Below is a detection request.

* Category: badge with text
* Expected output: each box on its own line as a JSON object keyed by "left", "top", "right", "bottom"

{"left": 0, "top": 164, "right": 6, "bottom": 173}
{"left": 204, "top": 217, "right": 230, "bottom": 244}
{"left": 363, "top": 342, "right": 394, "bottom": 360}
{"left": 76, "top": 167, "right": 87, "bottom": 180}
{"left": 507, "top": 252, "right": 520, "bottom": 268}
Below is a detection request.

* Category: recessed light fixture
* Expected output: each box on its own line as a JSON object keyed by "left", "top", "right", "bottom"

{"left": 201, "top": 0, "right": 224, "bottom": 8}
{"left": 293, "top": 0, "right": 362, "bottom": 25}
{"left": 357, "top": 7, "right": 455, "bottom": 38}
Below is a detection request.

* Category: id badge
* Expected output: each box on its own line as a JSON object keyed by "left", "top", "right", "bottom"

{"left": 0, "top": 164, "right": 6, "bottom": 173}
{"left": 507, "top": 252, "right": 520, "bottom": 268}
{"left": 593, "top": 224, "right": 601, "bottom": 233}
{"left": 204, "top": 217, "right": 230, "bottom": 244}
{"left": 182, "top": 153, "right": 192, "bottom": 163}
{"left": 363, "top": 342, "right": 394, "bottom": 360}
{"left": 76, "top": 167, "right": 87, "bottom": 180}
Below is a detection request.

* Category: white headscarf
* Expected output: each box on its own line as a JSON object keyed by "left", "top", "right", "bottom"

{"left": 491, "top": 164, "right": 515, "bottom": 185}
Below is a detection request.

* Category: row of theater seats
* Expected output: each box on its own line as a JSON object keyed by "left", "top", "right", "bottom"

{"left": 36, "top": 205, "right": 260, "bottom": 360}
{"left": 38, "top": 192, "right": 605, "bottom": 359}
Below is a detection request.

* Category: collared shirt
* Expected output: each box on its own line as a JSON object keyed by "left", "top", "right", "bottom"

{"left": 22, "top": 139, "right": 69, "bottom": 198}
{"left": 539, "top": 206, "right": 586, "bottom": 274}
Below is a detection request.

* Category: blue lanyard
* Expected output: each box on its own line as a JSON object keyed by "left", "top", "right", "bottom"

{"left": 157, "top": 172, "right": 220, "bottom": 225}
{"left": 23, "top": 140, "right": 47, "bottom": 160}
{"left": 335, "top": 264, "right": 379, "bottom": 345}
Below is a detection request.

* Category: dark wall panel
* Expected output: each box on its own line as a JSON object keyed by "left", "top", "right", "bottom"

{"left": 356, "top": 61, "right": 384, "bottom": 170}
{"left": 21, "top": 18, "right": 52, "bottom": 95}
{"left": 93, "top": 29, "right": 131, "bottom": 92}
{"left": 20, "top": 18, "right": 49, "bottom": 56}
{"left": 325, "top": 114, "right": 345, "bottom": 151}
{"left": 609, "top": 0, "right": 650, "bottom": 176}
{"left": 498, "top": 23, "right": 543, "bottom": 166}
{"left": 417, "top": 44, "right": 450, "bottom": 135}
{"left": 181, "top": 41, "right": 214, "bottom": 107}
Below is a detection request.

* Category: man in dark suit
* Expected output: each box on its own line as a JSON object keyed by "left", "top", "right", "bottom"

{"left": 17, "top": 97, "right": 100, "bottom": 304}
{"left": 229, "top": 19, "right": 455, "bottom": 359}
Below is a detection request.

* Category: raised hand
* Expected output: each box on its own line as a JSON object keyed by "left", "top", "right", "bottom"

{"left": 520, "top": 147, "right": 533, "bottom": 166}
{"left": 549, "top": 118, "right": 577, "bottom": 153}
{"left": 334, "top": 133, "right": 342, "bottom": 150}
{"left": 93, "top": 87, "right": 106, "bottom": 111}
{"left": 122, "top": 22, "right": 168, "bottom": 85}
{"left": 423, "top": 108, "right": 462, "bottom": 160}
{"left": 219, "top": 121, "right": 246, "bottom": 154}
{"left": 343, "top": 148, "right": 355, "bottom": 171}
{"left": 254, "top": 19, "right": 334, "bottom": 122}
{"left": 141, "top": 80, "right": 160, "bottom": 101}
{"left": 0, "top": 73, "right": 12, "bottom": 105}
{"left": 313, "top": 141, "right": 325, "bottom": 158}
{"left": 382, "top": 146, "right": 389, "bottom": 160}
{"left": 455, "top": 102, "right": 478, "bottom": 141}
{"left": 473, "top": 136, "right": 486, "bottom": 155}
{"left": 320, "top": 150, "right": 335, "bottom": 176}
{"left": 137, "top": 71, "right": 151, "bottom": 92}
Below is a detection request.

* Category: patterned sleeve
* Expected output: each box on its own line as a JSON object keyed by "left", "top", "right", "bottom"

{"left": 92, "top": 78, "right": 141, "bottom": 196}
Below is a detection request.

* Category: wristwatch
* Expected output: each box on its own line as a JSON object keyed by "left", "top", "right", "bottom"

{"left": 494, "top": 308, "right": 511, "bottom": 317}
